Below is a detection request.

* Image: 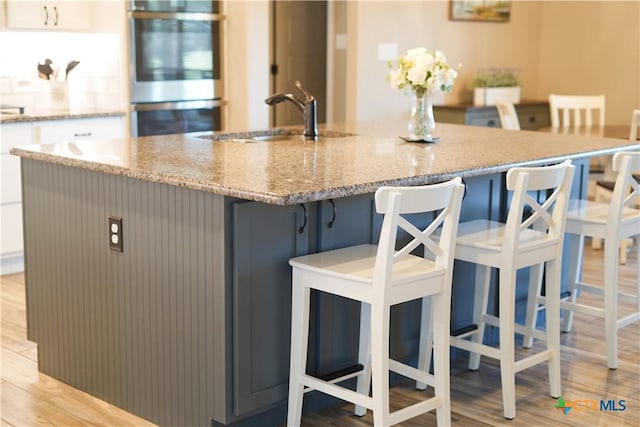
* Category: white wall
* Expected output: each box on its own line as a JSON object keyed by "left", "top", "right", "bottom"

{"left": 537, "top": 1, "right": 639, "bottom": 124}
{"left": 224, "top": 0, "right": 270, "bottom": 131}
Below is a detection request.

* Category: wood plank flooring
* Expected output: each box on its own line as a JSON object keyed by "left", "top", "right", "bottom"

{"left": 1, "top": 242, "right": 638, "bottom": 426}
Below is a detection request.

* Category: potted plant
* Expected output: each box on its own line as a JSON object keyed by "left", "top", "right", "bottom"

{"left": 472, "top": 68, "right": 521, "bottom": 106}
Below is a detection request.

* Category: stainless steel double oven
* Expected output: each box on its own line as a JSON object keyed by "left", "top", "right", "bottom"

{"left": 128, "top": 0, "right": 224, "bottom": 136}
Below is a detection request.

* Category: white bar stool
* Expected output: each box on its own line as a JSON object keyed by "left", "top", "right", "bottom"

{"left": 449, "top": 160, "right": 574, "bottom": 420}
{"left": 592, "top": 109, "right": 640, "bottom": 263}
{"left": 526, "top": 151, "right": 640, "bottom": 369}
{"left": 287, "top": 178, "right": 465, "bottom": 426}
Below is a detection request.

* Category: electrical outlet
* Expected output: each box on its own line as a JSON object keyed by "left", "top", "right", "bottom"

{"left": 109, "top": 216, "right": 123, "bottom": 252}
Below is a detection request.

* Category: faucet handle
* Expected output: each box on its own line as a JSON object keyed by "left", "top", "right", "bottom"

{"left": 295, "top": 80, "right": 315, "bottom": 102}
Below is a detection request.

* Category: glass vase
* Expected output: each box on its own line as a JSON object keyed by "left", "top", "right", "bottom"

{"left": 408, "top": 90, "right": 436, "bottom": 140}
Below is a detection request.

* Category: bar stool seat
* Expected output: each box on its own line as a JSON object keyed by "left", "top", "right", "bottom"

{"left": 287, "top": 178, "right": 465, "bottom": 427}
{"left": 449, "top": 160, "right": 575, "bottom": 420}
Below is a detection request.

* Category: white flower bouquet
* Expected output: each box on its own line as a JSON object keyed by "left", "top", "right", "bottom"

{"left": 387, "top": 47, "right": 458, "bottom": 96}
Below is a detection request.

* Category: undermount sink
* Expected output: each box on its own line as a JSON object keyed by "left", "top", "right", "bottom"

{"left": 195, "top": 128, "right": 356, "bottom": 143}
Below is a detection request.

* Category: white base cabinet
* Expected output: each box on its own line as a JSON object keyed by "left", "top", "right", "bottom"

{"left": 0, "top": 116, "right": 124, "bottom": 275}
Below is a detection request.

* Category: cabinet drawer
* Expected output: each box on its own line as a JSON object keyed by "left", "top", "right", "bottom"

{"left": 1, "top": 203, "right": 23, "bottom": 255}
{"left": 34, "top": 117, "right": 124, "bottom": 144}
{"left": 467, "top": 113, "right": 501, "bottom": 128}
{"left": 517, "top": 108, "right": 551, "bottom": 130}
{"left": 1, "top": 123, "right": 33, "bottom": 153}
{"left": 1, "top": 154, "right": 21, "bottom": 204}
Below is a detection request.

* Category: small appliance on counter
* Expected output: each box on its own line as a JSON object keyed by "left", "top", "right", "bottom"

{"left": 128, "top": 0, "right": 225, "bottom": 136}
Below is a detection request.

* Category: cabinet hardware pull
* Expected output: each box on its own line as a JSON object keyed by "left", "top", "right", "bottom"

{"left": 298, "top": 204, "right": 307, "bottom": 234}
{"left": 460, "top": 178, "right": 468, "bottom": 200}
{"left": 73, "top": 132, "right": 92, "bottom": 137}
{"left": 44, "top": 5, "right": 48, "bottom": 25}
{"left": 53, "top": 6, "right": 59, "bottom": 26}
{"left": 487, "top": 120, "right": 496, "bottom": 127}
{"left": 528, "top": 116, "right": 536, "bottom": 123}
{"left": 327, "top": 199, "right": 337, "bottom": 228}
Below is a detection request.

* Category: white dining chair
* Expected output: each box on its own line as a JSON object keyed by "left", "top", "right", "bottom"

{"left": 525, "top": 151, "right": 640, "bottom": 370}
{"left": 287, "top": 178, "right": 465, "bottom": 427}
{"left": 548, "top": 94, "right": 605, "bottom": 129}
{"left": 449, "top": 160, "right": 574, "bottom": 420}
{"left": 495, "top": 100, "right": 521, "bottom": 130}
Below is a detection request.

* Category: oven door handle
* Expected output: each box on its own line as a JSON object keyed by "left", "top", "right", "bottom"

{"left": 131, "top": 100, "right": 224, "bottom": 112}
{"left": 129, "top": 11, "right": 223, "bottom": 21}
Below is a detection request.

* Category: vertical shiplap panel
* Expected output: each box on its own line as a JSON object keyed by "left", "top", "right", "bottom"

{"left": 176, "top": 184, "right": 187, "bottom": 425}
{"left": 22, "top": 160, "right": 224, "bottom": 426}
{"left": 158, "top": 181, "right": 170, "bottom": 424}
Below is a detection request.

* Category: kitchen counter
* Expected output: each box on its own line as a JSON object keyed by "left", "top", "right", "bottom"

{"left": 0, "top": 107, "right": 125, "bottom": 124}
{"left": 11, "top": 120, "right": 640, "bottom": 427}
{"left": 10, "top": 119, "right": 640, "bottom": 205}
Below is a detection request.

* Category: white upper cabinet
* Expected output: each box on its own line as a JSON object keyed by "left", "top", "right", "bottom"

{"left": 6, "top": 1, "right": 90, "bottom": 31}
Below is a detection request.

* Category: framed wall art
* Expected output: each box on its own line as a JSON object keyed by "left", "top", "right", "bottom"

{"left": 450, "top": 0, "right": 511, "bottom": 22}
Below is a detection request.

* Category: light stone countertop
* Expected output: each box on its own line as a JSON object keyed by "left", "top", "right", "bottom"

{"left": 10, "top": 120, "right": 640, "bottom": 205}
{"left": 0, "top": 108, "right": 126, "bottom": 124}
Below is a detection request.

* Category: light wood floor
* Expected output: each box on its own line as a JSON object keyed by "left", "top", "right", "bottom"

{"left": 1, "top": 242, "right": 638, "bottom": 426}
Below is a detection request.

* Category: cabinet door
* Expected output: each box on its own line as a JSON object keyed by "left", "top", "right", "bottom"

{"left": 34, "top": 117, "right": 124, "bottom": 144}
{"left": 1, "top": 123, "right": 32, "bottom": 259}
{"left": 6, "top": 0, "right": 48, "bottom": 29}
{"left": 1, "top": 204, "right": 23, "bottom": 255}
{"left": 51, "top": 1, "right": 90, "bottom": 30}
{"left": 1, "top": 123, "right": 32, "bottom": 204}
{"left": 232, "top": 201, "right": 309, "bottom": 416}
{"left": 6, "top": 1, "right": 89, "bottom": 30}
{"left": 451, "top": 174, "right": 503, "bottom": 335}
{"left": 313, "top": 194, "right": 378, "bottom": 376}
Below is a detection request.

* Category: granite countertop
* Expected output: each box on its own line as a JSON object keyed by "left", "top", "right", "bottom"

{"left": 0, "top": 108, "right": 126, "bottom": 124}
{"left": 10, "top": 120, "right": 640, "bottom": 205}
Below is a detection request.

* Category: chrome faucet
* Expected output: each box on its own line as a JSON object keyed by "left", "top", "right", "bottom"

{"left": 265, "top": 80, "right": 318, "bottom": 139}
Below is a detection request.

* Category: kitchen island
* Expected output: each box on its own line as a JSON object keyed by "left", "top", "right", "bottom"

{"left": 10, "top": 120, "right": 640, "bottom": 426}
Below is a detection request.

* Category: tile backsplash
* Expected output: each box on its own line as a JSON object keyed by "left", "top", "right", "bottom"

{"left": 0, "top": 32, "right": 125, "bottom": 112}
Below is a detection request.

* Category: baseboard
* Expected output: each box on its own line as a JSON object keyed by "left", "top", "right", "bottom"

{"left": 0, "top": 254, "right": 24, "bottom": 276}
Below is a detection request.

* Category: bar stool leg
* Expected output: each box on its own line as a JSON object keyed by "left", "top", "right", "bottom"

{"left": 355, "top": 302, "right": 372, "bottom": 416}
{"left": 523, "top": 263, "right": 544, "bottom": 348}
{"left": 370, "top": 303, "right": 391, "bottom": 426}
{"left": 416, "top": 296, "right": 433, "bottom": 390}
{"left": 499, "top": 265, "right": 517, "bottom": 420}
{"left": 603, "top": 240, "right": 619, "bottom": 369}
{"left": 469, "top": 265, "right": 491, "bottom": 370}
{"left": 561, "top": 234, "right": 584, "bottom": 333}
{"left": 545, "top": 258, "right": 562, "bottom": 398}
{"left": 287, "top": 272, "right": 311, "bottom": 426}
{"left": 432, "top": 291, "right": 452, "bottom": 426}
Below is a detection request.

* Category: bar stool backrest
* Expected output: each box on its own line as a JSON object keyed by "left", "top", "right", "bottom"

{"left": 503, "top": 160, "right": 575, "bottom": 256}
{"left": 373, "top": 178, "right": 464, "bottom": 298}
{"left": 610, "top": 151, "right": 640, "bottom": 227}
